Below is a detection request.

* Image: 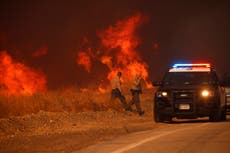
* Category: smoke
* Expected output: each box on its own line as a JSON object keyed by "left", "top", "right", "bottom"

{"left": 1, "top": 1, "right": 228, "bottom": 90}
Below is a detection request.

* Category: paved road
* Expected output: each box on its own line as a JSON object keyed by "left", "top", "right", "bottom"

{"left": 76, "top": 118, "right": 230, "bottom": 153}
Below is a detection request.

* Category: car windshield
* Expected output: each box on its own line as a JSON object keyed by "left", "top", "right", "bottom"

{"left": 163, "top": 72, "right": 217, "bottom": 85}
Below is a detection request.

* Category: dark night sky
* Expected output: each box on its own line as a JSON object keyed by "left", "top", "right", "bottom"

{"left": 0, "top": 0, "right": 230, "bottom": 89}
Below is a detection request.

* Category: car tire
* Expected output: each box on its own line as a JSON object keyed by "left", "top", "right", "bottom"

{"left": 165, "top": 116, "right": 172, "bottom": 123}
{"left": 209, "top": 114, "right": 220, "bottom": 122}
{"left": 209, "top": 110, "right": 222, "bottom": 122}
{"left": 209, "top": 100, "right": 222, "bottom": 122}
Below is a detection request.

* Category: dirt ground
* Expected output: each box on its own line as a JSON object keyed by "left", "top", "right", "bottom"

{"left": 0, "top": 96, "right": 155, "bottom": 153}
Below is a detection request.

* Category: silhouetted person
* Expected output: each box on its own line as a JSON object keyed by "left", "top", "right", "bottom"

{"left": 129, "top": 72, "right": 144, "bottom": 115}
{"left": 111, "top": 72, "right": 131, "bottom": 111}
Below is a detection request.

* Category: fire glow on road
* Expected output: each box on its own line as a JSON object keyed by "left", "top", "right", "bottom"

{"left": 110, "top": 123, "right": 209, "bottom": 153}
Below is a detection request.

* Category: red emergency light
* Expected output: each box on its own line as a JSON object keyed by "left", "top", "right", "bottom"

{"left": 170, "top": 63, "right": 211, "bottom": 72}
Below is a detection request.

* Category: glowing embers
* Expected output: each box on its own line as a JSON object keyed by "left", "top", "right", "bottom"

{"left": 169, "top": 63, "right": 211, "bottom": 72}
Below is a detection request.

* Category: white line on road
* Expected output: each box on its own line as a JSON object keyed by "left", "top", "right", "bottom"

{"left": 110, "top": 123, "right": 209, "bottom": 153}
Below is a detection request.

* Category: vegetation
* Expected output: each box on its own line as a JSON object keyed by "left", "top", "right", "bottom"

{"left": 0, "top": 88, "right": 154, "bottom": 118}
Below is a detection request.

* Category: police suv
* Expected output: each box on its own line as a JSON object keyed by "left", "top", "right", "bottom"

{"left": 153, "top": 63, "right": 227, "bottom": 122}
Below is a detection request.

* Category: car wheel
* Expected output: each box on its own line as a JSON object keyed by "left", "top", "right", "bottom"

{"left": 164, "top": 116, "right": 172, "bottom": 123}
{"left": 209, "top": 110, "right": 222, "bottom": 122}
{"left": 209, "top": 101, "right": 222, "bottom": 122}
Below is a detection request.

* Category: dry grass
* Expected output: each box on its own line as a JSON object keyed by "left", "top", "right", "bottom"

{"left": 0, "top": 88, "right": 155, "bottom": 118}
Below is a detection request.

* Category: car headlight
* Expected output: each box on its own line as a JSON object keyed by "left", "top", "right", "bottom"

{"left": 201, "top": 89, "right": 214, "bottom": 97}
{"left": 156, "top": 91, "right": 168, "bottom": 97}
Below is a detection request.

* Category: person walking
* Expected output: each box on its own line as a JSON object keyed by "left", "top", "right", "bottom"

{"left": 129, "top": 72, "right": 144, "bottom": 115}
{"left": 111, "top": 72, "right": 131, "bottom": 111}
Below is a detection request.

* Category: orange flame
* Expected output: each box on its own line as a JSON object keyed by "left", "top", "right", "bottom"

{"left": 75, "top": 13, "right": 152, "bottom": 92}
{"left": 98, "top": 13, "right": 150, "bottom": 86}
{"left": 101, "top": 56, "right": 113, "bottom": 70}
{"left": 76, "top": 51, "right": 91, "bottom": 73}
{"left": 0, "top": 51, "right": 47, "bottom": 95}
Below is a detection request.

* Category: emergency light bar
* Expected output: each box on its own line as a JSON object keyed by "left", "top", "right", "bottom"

{"left": 169, "top": 63, "right": 211, "bottom": 72}
{"left": 173, "top": 63, "right": 210, "bottom": 68}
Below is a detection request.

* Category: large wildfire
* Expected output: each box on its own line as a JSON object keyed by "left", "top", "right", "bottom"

{"left": 0, "top": 51, "right": 47, "bottom": 95}
{"left": 76, "top": 13, "right": 151, "bottom": 91}
{"left": 0, "top": 13, "right": 151, "bottom": 95}
{"left": 0, "top": 13, "right": 152, "bottom": 117}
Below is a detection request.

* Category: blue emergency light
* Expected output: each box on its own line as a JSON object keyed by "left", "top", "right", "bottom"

{"left": 172, "top": 63, "right": 210, "bottom": 68}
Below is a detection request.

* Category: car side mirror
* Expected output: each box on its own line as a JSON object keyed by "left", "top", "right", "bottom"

{"left": 152, "top": 81, "right": 162, "bottom": 86}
